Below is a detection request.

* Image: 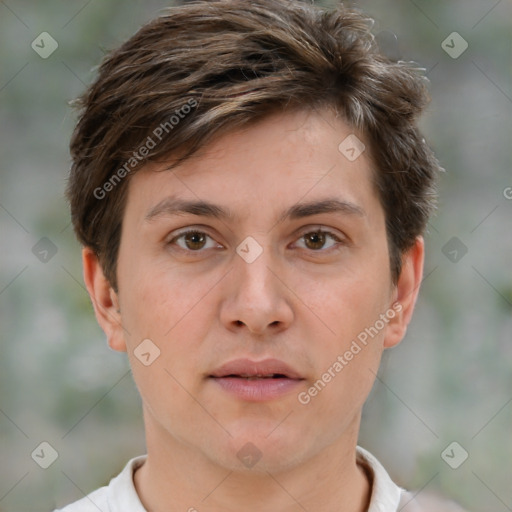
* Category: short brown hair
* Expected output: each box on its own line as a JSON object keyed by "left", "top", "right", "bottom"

{"left": 67, "top": 0, "right": 441, "bottom": 292}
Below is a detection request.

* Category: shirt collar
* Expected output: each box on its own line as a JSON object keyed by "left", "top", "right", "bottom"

{"left": 356, "top": 446, "right": 404, "bottom": 511}
{"left": 108, "top": 446, "right": 403, "bottom": 512}
{"left": 107, "top": 455, "right": 147, "bottom": 512}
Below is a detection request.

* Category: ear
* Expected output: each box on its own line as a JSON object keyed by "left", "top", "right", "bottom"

{"left": 383, "top": 236, "right": 425, "bottom": 349}
{"left": 82, "top": 247, "right": 127, "bottom": 352}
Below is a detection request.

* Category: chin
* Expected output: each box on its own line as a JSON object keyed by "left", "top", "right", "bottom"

{"left": 212, "top": 423, "right": 312, "bottom": 474}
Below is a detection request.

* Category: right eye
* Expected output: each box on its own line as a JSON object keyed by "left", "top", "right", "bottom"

{"left": 168, "top": 229, "right": 222, "bottom": 253}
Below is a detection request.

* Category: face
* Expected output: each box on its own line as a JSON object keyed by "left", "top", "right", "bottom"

{"left": 86, "top": 108, "right": 421, "bottom": 474}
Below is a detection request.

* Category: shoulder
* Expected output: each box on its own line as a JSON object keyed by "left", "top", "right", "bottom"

{"left": 399, "top": 490, "right": 470, "bottom": 512}
{"left": 53, "top": 455, "right": 147, "bottom": 512}
{"left": 356, "top": 446, "right": 469, "bottom": 512}
{"left": 53, "top": 485, "right": 109, "bottom": 512}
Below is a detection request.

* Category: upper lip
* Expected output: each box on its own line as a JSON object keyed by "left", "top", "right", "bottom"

{"left": 209, "top": 358, "right": 304, "bottom": 379}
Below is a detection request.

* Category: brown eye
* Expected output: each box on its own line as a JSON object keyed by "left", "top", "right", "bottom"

{"left": 183, "top": 231, "right": 207, "bottom": 250}
{"left": 170, "top": 230, "right": 219, "bottom": 252}
{"left": 295, "top": 229, "right": 343, "bottom": 252}
{"left": 304, "top": 231, "right": 327, "bottom": 250}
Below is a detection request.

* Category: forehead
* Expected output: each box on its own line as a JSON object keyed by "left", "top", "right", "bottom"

{"left": 124, "top": 108, "right": 380, "bottom": 226}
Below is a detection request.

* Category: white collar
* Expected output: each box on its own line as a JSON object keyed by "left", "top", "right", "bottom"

{"left": 104, "top": 446, "right": 405, "bottom": 511}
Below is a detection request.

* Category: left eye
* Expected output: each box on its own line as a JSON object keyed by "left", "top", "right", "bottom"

{"left": 294, "top": 230, "right": 342, "bottom": 251}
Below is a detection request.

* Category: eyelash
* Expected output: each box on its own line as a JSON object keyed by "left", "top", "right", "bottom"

{"left": 167, "top": 227, "right": 346, "bottom": 255}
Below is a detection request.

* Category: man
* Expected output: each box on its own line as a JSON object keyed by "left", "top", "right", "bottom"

{"left": 57, "top": 0, "right": 463, "bottom": 510}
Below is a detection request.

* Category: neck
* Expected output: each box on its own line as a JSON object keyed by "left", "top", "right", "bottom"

{"left": 134, "top": 410, "right": 371, "bottom": 512}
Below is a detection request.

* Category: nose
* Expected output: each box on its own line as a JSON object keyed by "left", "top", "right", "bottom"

{"left": 220, "top": 240, "right": 294, "bottom": 336}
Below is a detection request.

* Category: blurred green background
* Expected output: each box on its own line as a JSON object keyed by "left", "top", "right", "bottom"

{"left": 1, "top": 1, "right": 511, "bottom": 511}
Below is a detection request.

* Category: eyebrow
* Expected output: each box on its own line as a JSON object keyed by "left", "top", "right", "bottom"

{"left": 144, "top": 197, "right": 366, "bottom": 223}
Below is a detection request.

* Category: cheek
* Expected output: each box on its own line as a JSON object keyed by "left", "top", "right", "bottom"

{"left": 297, "top": 278, "right": 387, "bottom": 419}
{"left": 298, "top": 266, "right": 390, "bottom": 338}
{"left": 120, "top": 261, "right": 219, "bottom": 359}
{"left": 292, "top": 262, "right": 391, "bottom": 406}
{"left": 121, "top": 269, "right": 216, "bottom": 412}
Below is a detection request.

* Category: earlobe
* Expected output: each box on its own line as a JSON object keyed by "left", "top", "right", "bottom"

{"left": 383, "top": 237, "right": 425, "bottom": 349}
{"left": 82, "top": 247, "right": 127, "bottom": 352}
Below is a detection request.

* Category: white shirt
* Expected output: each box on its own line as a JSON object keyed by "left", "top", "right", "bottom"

{"left": 54, "top": 446, "right": 465, "bottom": 511}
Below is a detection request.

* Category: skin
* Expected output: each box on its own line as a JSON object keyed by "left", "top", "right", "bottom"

{"left": 83, "top": 108, "right": 424, "bottom": 512}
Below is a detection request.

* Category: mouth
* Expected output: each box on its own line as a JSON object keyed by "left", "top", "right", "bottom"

{"left": 209, "top": 358, "right": 305, "bottom": 401}
{"left": 222, "top": 373, "right": 289, "bottom": 380}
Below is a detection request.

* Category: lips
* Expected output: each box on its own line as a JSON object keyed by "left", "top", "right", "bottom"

{"left": 209, "top": 358, "right": 303, "bottom": 380}
{"left": 209, "top": 358, "right": 305, "bottom": 402}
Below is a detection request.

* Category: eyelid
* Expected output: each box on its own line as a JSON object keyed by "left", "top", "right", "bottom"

{"left": 295, "top": 224, "right": 345, "bottom": 239}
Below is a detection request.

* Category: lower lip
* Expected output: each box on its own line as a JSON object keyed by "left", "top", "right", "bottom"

{"left": 210, "top": 376, "right": 304, "bottom": 402}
